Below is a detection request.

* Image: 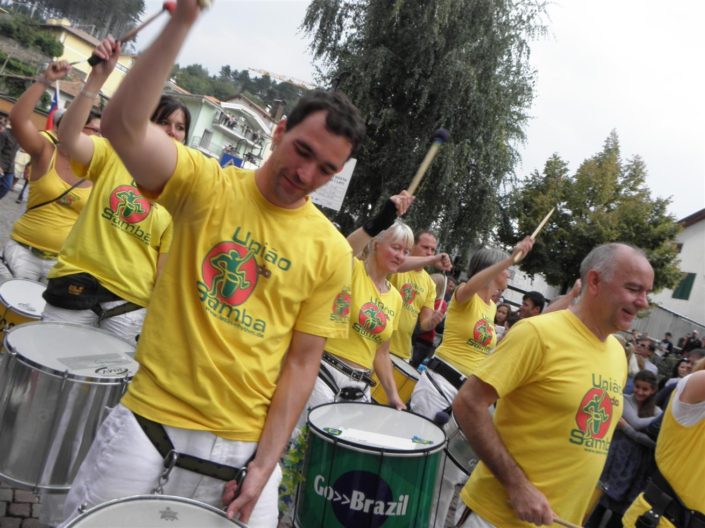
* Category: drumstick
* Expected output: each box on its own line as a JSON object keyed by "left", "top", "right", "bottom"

{"left": 87, "top": 1, "right": 177, "bottom": 66}
{"left": 407, "top": 128, "right": 449, "bottom": 196}
{"left": 554, "top": 517, "right": 582, "bottom": 528}
{"left": 512, "top": 206, "right": 555, "bottom": 264}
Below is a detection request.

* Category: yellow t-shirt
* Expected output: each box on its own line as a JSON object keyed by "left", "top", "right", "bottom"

{"left": 623, "top": 377, "right": 705, "bottom": 526}
{"left": 388, "top": 269, "right": 435, "bottom": 359}
{"left": 435, "top": 293, "right": 496, "bottom": 377}
{"left": 122, "top": 143, "right": 352, "bottom": 441}
{"left": 460, "top": 310, "right": 627, "bottom": 527}
{"left": 12, "top": 139, "right": 91, "bottom": 254}
{"left": 48, "top": 137, "right": 172, "bottom": 306}
{"left": 326, "top": 258, "right": 402, "bottom": 370}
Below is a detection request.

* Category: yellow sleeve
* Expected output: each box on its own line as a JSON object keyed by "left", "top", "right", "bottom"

{"left": 473, "top": 318, "right": 545, "bottom": 397}
{"left": 294, "top": 242, "right": 353, "bottom": 339}
{"left": 422, "top": 272, "right": 436, "bottom": 310}
{"left": 158, "top": 218, "right": 173, "bottom": 254}
{"left": 157, "top": 142, "right": 211, "bottom": 220}
{"left": 69, "top": 136, "right": 110, "bottom": 182}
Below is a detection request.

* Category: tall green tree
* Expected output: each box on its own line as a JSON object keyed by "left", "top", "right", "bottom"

{"left": 302, "top": 0, "right": 545, "bottom": 253}
{"left": 498, "top": 131, "right": 682, "bottom": 292}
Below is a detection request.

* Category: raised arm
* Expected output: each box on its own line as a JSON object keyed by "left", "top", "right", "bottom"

{"left": 398, "top": 253, "right": 452, "bottom": 273}
{"left": 58, "top": 38, "right": 120, "bottom": 166}
{"left": 101, "top": 0, "right": 201, "bottom": 194}
{"left": 346, "top": 191, "right": 414, "bottom": 255}
{"left": 454, "top": 237, "right": 534, "bottom": 305}
{"left": 9, "top": 62, "right": 69, "bottom": 160}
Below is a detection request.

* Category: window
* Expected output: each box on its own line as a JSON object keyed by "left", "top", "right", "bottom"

{"left": 200, "top": 129, "right": 213, "bottom": 149}
{"left": 672, "top": 272, "right": 696, "bottom": 300}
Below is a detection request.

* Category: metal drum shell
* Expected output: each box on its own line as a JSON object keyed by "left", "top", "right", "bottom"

{"left": 65, "top": 495, "right": 246, "bottom": 527}
{"left": 0, "top": 322, "right": 137, "bottom": 490}
{"left": 444, "top": 414, "right": 478, "bottom": 476}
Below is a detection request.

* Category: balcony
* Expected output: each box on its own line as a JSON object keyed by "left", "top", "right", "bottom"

{"left": 213, "top": 113, "right": 265, "bottom": 147}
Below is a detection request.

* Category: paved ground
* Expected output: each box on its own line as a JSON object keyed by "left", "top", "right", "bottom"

{"left": 0, "top": 185, "right": 45, "bottom": 527}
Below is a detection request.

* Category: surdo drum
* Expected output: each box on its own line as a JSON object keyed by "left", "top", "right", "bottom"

{"left": 0, "top": 322, "right": 137, "bottom": 490}
{"left": 65, "top": 495, "right": 246, "bottom": 527}
{"left": 371, "top": 354, "right": 420, "bottom": 406}
{"left": 444, "top": 414, "right": 478, "bottom": 475}
{"left": 295, "top": 402, "right": 446, "bottom": 528}
{"left": 0, "top": 279, "right": 45, "bottom": 339}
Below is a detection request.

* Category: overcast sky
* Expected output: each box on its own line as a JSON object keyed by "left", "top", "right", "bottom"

{"left": 137, "top": 0, "right": 705, "bottom": 219}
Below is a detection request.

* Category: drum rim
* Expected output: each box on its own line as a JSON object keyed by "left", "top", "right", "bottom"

{"left": 4, "top": 322, "right": 137, "bottom": 384}
{"left": 0, "top": 278, "right": 46, "bottom": 318}
{"left": 390, "top": 354, "right": 421, "bottom": 379}
{"left": 64, "top": 494, "right": 245, "bottom": 527}
{"left": 307, "top": 401, "right": 446, "bottom": 456}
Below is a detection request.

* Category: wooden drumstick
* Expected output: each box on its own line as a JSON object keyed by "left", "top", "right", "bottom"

{"left": 512, "top": 206, "right": 556, "bottom": 264}
{"left": 554, "top": 517, "right": 582, "bottom": 528}
{"left": 407, "top": 128, "right": 449, "bottom": 196}
{"left": 87, "top": 1, "right": 177, "bottom": 66}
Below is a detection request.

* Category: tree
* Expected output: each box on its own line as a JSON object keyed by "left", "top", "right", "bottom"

{"left": 302, "top": 0, "right": 545, "bottom": 255}
{"left": 499, "top": 131, "right": 682, "bottom": 293}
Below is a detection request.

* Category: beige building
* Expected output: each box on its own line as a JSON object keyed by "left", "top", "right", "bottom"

{"left": 41, "top": 19, "right": 135, "bottom": 98}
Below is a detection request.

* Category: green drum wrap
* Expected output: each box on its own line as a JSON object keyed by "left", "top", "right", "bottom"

{"left": 295, "top": 402, "right": 446, "bottom": 528}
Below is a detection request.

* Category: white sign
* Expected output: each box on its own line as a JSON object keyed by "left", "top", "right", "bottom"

{"left": 309, "top": 158, "right": 357, "bottom": 212}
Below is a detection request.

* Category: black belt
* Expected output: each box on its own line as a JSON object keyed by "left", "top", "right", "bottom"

{"left": 322, "top": 351, "right": 375, "bottom": 386}
{"left": 427, "top": 357, "right": 465, "bottom": 390}
{"left": 641, "top": 472, "right": 705, "bottom": 528}
{"left": 132, "top": 412, "right": 249, "bottom": 485}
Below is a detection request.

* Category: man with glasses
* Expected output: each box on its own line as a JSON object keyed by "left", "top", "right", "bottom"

{"left": 636, "top": 337, "right": 659, "bottom": 374}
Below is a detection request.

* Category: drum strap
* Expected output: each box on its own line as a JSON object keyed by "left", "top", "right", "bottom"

{"left": 318, "top": 364, "right": 367, "bottom": 401}
{"left": 92, "top": 301, "right": 142, "bottom": 322}
{"left": 132, "top": 412, "right": 252, "bottom": 485}
{"left": 427, "top": 357, "right": 465, "bottom": 390}
{"left": 638, "top": 468, "right": 705, "bottom": 528}
{"left": 455, "top": 506, "right": 473, "bottom": 527}
{"left": 322, "top": 351, "right": 376, "bottom": 386}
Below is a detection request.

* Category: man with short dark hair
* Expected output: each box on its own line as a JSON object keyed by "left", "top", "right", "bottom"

{"left": 636, "top": 337, "right": 659, "bottom": 374}
{"left": 60, "top": 2, "right": 365, "bottom": 526}
{"left": 660, "top": 331, "right": 674, "bottom": 355}
{"left": 518, "top": 290, "right": 545, "bottom": 318}
{"left": 453, "top": 243, "right": 653, "bottom": 527}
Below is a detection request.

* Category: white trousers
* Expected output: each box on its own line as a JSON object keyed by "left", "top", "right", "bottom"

{"left": 410, "top": 370, "right": 468, "bottom": 528}
{"left": 3, "top": 239, "right": 56, "bottom": 283}
{"left": 458, "top": 511, "right": 496, "bottom": 528}
{"left": 42, "top": 300, "right": 145, "bottom": 344}
{"left": 295, "top": 359, "right": 371, "bottom": 432}
{"left": 60, "top": 404, "right": 281, "bottom": 528}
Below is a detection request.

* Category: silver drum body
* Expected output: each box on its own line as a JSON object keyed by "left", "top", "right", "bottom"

{"left": 0, "top": 322, "right": 138, "bottom": 490}
{"left": 445, "top": 414, "right": 478, "bottom": 475}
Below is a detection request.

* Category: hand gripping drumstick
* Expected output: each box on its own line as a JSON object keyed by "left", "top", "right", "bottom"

{"left": 87, "top": 1, "right": 177, "bottom": 66}
{"left": 512, "top": 206, "right": 556, "bottom": 264}
{"left": 406, "top": 128, "right": 450, "bottom": 196}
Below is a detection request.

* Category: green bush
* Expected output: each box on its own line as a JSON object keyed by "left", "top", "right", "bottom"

{"left": 0, "top": 14, "right": 63, "bottom": 57}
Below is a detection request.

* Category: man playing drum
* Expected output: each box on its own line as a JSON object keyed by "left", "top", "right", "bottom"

{"left": 388, "top": 230, "right": 451, "bottom": 367}
{"left": 453, "top": 243, "right": 654, "bottom": 527}
{"left": 60, "top": 2, "right": 363, "bottom": 527}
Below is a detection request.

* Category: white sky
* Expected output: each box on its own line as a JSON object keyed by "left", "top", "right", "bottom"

{"left": 137, "top": 0, "right": 705, "bottom": 219}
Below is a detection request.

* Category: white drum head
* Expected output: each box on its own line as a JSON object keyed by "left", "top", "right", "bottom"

{"left": 308, "top": 402, "right": 445, "bottom": 454}
{"left": 5, "top": 322, "right": 138, "bottom": 382}
{"left": 390, "top": 354, "right": 420, "bottom": 380}
{"left": 66, "top": 495, "right": 245, "bottom": 527}
{"left": 0, "top": 279, "right": 46, "bottom": 318}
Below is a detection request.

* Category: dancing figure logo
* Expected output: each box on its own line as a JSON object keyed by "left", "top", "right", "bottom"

{"left": 108, "top": 185, "right": 151, "bottom": 223}
{"left": 331, "top": 289, "right": 352, "bottom": 322}
{"left": 201, "top": 242, "right": 258, "bottom": 306}
{"left": 359, "top": 303, "right": 388, "bottom": 335}
{"left": 400, "top": 283, "right": 416, "bottom": 306}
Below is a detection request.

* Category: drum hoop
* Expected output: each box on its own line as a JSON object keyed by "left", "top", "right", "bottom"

{"left": 391, "top": 356, "right": 420, "bottom": 379}
{"left": 307, "top": 402, "right": 446, "bottom": 457}
{"left": 64, "top": 495, "right": 244, "bottom": 527}
{"left": 0, "top": 280, "right": 46, "bottom": 318}
{"left": 4, "top": 322, "right": 137, "bottom": 384}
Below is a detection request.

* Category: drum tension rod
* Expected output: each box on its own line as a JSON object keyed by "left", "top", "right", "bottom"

{"left": 153, "top": 450, "right": 179, "bottom": 495}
